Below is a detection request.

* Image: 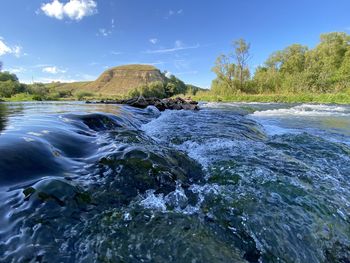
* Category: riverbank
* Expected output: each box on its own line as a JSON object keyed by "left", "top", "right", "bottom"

{"left": 190, "top": 91, "right": 350, "bottom": 104}
{"left": 2, "top": 91, "right": 350, "bottom": 105}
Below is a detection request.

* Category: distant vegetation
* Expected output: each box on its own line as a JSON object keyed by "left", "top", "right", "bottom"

{"left": 0, "top": 68, "right": 93, "bottom": 101}
{"left": 128, "top": 74, "right": 202, "bottom": 98}
{"left": 197, "top": 32, "right": 350, "bottom": 103}
{"left": 0, "top": 63, "right": 201, "bottom": 101}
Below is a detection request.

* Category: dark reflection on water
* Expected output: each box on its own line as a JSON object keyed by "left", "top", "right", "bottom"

{"left": 0, "top": 103, "right": 8, "bottom": 132}
{"left": 0, "top": 101, "right": 350, "bottom": 263}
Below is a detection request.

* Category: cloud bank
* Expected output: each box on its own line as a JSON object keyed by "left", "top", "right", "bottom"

{"left": 41, "top": 0, "right": 97, "bottom": 20}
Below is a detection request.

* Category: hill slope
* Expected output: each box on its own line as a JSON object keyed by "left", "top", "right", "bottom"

{"left": 84, "top": 64, "right": 166, "bottom": 95}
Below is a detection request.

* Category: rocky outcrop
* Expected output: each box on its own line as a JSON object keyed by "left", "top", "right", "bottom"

{"left": 88, "top": 97, "right": 200, "bottom": 111}
{"left": 84, "top": 64, "right": 166, "bottom": 95}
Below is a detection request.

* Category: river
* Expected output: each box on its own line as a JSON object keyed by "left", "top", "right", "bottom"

{"left": 0, "top": 101, "right": 349, "bottom": 262}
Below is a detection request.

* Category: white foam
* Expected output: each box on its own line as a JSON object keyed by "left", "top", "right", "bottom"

{"left": 203, "top": 102, "right": 276, "bottom": 109}
{"left": 177, "top": 138, "right": 260, "bottom": 168}
{"left": 139, "top": 190, "right": 167, "bottom": 212}
{"left": 252, "top": 104, "right": 350, "bottom": 117}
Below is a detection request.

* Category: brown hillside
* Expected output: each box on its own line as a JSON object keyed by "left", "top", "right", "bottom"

{"left": 84, "top": 64, "right": 166, "bottom": 95}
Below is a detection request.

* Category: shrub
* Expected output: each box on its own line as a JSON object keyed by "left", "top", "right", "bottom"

{"left": 0, "top": 80, "right": 23, "bottom": 98}
{"left": 75, "top": 91, "right": 94, "bottom": 100}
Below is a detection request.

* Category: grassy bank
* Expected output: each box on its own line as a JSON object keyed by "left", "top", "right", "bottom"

{"left": 189, "top": 91, "right": 350, "bottom": 104}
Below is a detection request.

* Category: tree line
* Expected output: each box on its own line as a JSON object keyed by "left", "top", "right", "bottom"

{"left": 212, "top": 32, "right": 350, "bottom": 95}
{"left": 0, "top": 65, "right": 73, "bottom": 100}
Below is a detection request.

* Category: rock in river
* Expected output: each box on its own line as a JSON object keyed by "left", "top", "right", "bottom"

{"left": 87, "top": 96, "right": 200, "bottom": 111}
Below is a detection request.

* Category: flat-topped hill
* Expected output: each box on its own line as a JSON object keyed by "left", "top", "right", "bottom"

{"left": 84, "top": 64, "right": 166, "bottom": 95}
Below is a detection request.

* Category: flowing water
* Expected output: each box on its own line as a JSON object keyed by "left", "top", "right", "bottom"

{"left": 0, "top": 101, "right": 350, "bottom": 263}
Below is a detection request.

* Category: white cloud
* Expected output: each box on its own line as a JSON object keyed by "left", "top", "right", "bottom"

{"left": 12, "top": 46, "right": 23, "bottom": 58}
{"left": 41, "top": 0, "right": 64, "bottom": 19}
{"left": 111, "top": 51, "right": 123, "bottom": 55}
{"left": 8, "top": 67, "right": 26, "bottom": 74}
{"left": 145, "top": 40, "right": 200, "bottom": 54}
{"left": 97, "top": 19, "right": 115, "bottom": 37}
{"left": 149, "top": 38, "right": 158, "bottom": 44}
{"left": 98, "top": 28, "right": 111, "bottom": 37}
{"left": 0, "top": 40, "right": 12, "bottom": 56}
{"left": 42, "top": 66, "right": 66, "bottom": 74}
{"left": 41, "top": 0, "right": 97, "bottom": 21}
{"left": 0, "top": 39, "right": 23, "bottom": 57}
{"left": 173, "top": 70, "right": 198, "bottom": 76}
{"left": 166, "top": 9, "right": 183, "bottom": 19}
{"left": 165, "top": 71, "right": 172, "bottom": 78}
{"left": 36, "top": 77, "right": 78, "bottom": 83}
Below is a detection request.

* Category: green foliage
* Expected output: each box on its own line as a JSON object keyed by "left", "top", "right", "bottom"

{"left": 0, "top": 71, "right": 18, "bottom": 82}
{"left": 212, "top": 32, "right": 350, "bottom": 97}
{"left": 75, "top": 91, "right": 94, "bottom": 100}
{"left": 128, "top": 81, "right": 166, "bottom": 98}
{"left": 191, "top": 90, "right": 350, "bottom": 104}
{"left": 28, "top": 83, "right": 50, "bottom": 100}
{"left": 253, "top": 32, "right": 350, "bottom": 94}
{"left": 5, "top": 93, "right": 34, "bottom": 102}
{"left": 211, "top": 39, "right": 251, "bottom": 95}
{"left": 0, "top": 72, "right": 26, "bottom": 98}
{"left": 186, "top": 84, "right": 203, "bottom": 96}
{"left": 128, "top": 75, "right": 188, "bottom": 98}
{"left": 164, "top": 74, "right": 187, "bottom": 96}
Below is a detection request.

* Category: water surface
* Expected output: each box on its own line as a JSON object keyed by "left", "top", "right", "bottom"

{"left": 0, "top": 101, "right": 350, "bottom": 263}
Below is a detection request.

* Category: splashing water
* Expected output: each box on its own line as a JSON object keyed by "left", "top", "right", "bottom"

{"left": 0, "top": 101, "right": 350, "bottom": 262}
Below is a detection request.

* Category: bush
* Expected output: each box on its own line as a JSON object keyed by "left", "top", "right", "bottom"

{"left": 56, "top": 89, "right": 72, "bottom": 98}
{"left": 0, "top": 80, "right": 23, "bottom": 98}
{"left": 0, "top": 71, "right": 18, "bottom": 82}
{"left": 128, "top": 81, "right": 166, "bottom": 98}
{"left": 75, "top": 91, "right": 93, "bottom": 100}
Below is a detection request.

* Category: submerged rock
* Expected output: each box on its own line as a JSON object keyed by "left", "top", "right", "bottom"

{"left": 88, "top": 96, "right": 200, "bottom": 111}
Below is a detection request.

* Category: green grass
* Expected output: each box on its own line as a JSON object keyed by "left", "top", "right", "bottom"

{"left": 189, "top": 91, "right": 350, "bottom": 104}
{"left": 3, "top": 93, "right": 35, "bottom": 102}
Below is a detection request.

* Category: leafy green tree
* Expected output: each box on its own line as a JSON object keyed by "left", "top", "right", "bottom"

{"left": 233, "top": 39, "right": 251, "bottom": 90}
{"left": 164, "top": 75, "right": 187, "bottom": 96}
{"left": 0, "top": 71, "right": 18, "bottom": 82}
{"left": 0, "top": 80, "right": 23, "bottom": 97}
{"left": 253, "top": 66, "right": 281, "bottom": 93}
{"left": 252, "top": 32, "right": 350, "bottom": 94}
{"left": 211, "top": 54, "right": 236, "bottom": 93}
{"left": 211, "top": 39, "right": 251, "bottom": 95}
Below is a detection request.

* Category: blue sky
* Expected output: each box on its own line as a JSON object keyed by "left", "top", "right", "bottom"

{"left": 1, "top": 0, "right": 350, "bottom": 88}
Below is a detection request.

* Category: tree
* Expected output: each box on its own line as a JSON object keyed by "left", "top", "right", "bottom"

{"left": 164, "top": 75, "right": 187, "bottom": 96}
{"left": 233, "top": 39, "right": 251, "bottom": 90}
{"left": 212, "top": 54, "right": 236, "bottom": 90}
{"left": 0, "top": 61, "right": 2, "bottom": 72}
{"left": 0, "top": 80, "right": 22, "bottom": 98}
{"left": 0, "top": 71, "right": 18, "bottom": 82}
{"left": 211, "top": 39, "right": 251, "bottom": 95}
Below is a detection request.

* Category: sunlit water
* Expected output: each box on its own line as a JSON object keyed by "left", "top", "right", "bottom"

{"left": 0, "top": 101, "right": 350, "bottom": 263}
